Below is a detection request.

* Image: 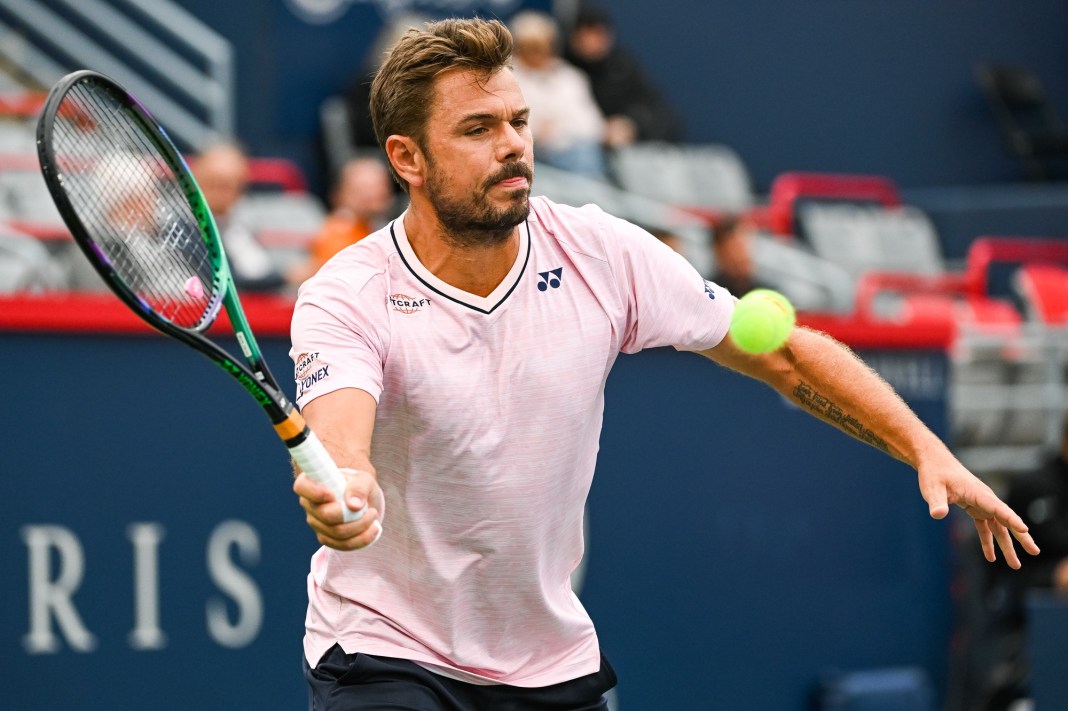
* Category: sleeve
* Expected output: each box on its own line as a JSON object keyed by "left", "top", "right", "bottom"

{"left": 289, "top": 273, "right": 388, "bottom": 408}
{"left": 602, "top": 213, "right": 735, "bottom": 354}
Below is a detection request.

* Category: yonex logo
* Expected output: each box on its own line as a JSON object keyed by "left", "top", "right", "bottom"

{"left": 537, "top": 268, "right": 563, "bottom": 291}
{"left": 296, "top": 364, "right": 330, "bottom": 399}
{"left": 389, "top": 293, "right": 430, "bottom": 314}
{"left": 703, "top": 281, "right": 716, "bottom": 300}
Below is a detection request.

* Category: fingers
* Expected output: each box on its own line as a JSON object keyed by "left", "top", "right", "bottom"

{"left": 992, "top": 520, "right": 1021, "bottom": 570}
{"left": 294, "top": 470, "right": 372, "bottom": 520}
{"left": 966, "top": 490, "right": 1042, "bottom": 560}
{"left": 990, "top": 500, "right": 1041, "bottom": 557}
{"left": 307, "top": 508, "right": 383, "bottom": 551}
{"left": 293, "top": 470, "right": 383, "bottom": 551}
{"left": 1010, "top": 527, "right": 1041, "bottom": 557}
{"left": 973, "top": 516, "right": 1024, "bottom": 570}
{"left": 976, "top": 490, "right": 1028, "bottom": 533}
{"left": 973, "top": 517, "right": 996, "bottom": 564}
{"left": 966, "top": 501, "right": 1039, "bottom": 568}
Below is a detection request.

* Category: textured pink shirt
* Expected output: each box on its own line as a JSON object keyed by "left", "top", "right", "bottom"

{"left": 290, "top": 196, "right": 734, "bottom": 687}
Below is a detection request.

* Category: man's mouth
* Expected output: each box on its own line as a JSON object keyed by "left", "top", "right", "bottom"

{"left": 486, "top": 164, "right": 533, "bottom": 190}
{"left": 496, "top": 176, "right": 528, "bottom": 188}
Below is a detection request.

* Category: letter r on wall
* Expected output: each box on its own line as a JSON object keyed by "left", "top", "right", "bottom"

{"left": 20, "top": 525, "right": 97, "bottom": 654}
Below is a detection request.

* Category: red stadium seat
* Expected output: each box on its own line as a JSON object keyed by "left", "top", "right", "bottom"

{"left": 246, "top": 157, "right": 309, "bottom": 193}
{"left": 765, "top": 171, "right": 901, "bottom": 237}
{"left": 1015, "top": 264, "right": 1068, "bottom": 323}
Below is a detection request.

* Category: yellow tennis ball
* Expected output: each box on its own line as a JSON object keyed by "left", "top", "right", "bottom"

{"left": 729, "top": 289, "right": 796, "bottom": 354}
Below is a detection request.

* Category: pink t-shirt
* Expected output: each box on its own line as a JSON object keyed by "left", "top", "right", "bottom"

{"left": 290, "top": 196, "right": 734, "bottom": 687}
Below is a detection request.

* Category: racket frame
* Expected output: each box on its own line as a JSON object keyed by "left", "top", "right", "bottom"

{"left": 36, "top": 69, "right": 364, "bottom": 523}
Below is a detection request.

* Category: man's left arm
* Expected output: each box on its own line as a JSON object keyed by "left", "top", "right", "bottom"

{"left": 698, "top": 325, "right": 1041, "bottom": 569}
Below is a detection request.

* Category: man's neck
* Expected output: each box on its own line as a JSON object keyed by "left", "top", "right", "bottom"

{"left": 402, "top": 208, "right": 521, "bottom": 298}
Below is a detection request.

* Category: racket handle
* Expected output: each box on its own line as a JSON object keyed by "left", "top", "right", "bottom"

{"left": 288, "top": 431, "right": 365, "bottom": 523}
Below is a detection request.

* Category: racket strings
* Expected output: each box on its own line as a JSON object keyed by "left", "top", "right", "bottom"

{"left": 51, "top": 81, "right": 218, "bottom": 329}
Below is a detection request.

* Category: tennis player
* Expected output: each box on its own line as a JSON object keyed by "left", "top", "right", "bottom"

{"left": 290, "top": 17, "right": 1039, "bottom": 710}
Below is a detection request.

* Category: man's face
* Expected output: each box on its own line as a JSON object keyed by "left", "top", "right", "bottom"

{"left": 194, "top": 147, "right": 248, "bottom": 218}
{"left": 716, "top": 225, "right": 755, "bottom": 279}
{"left": 569, "top": 25, "right": 612, "bottom": 62}
{"left": 337, "top": 161, "right": 393, "bottom": 222}
{"left": 420, "top": 68, "right": 534, "bottom": 247}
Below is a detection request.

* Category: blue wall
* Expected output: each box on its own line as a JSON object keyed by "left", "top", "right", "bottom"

{"left": 607, "top": 0, "right": 1068, "bottom": 189}
{"left": 1, "top": 330, "right": 955, "bottom": 709}
{"left": 169, "top": 0, "right": 1068, "bottom": 192}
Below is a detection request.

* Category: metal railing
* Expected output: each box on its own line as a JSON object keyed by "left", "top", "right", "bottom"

{"left": 0, "top": 0, "right": 233, "bottom": 150}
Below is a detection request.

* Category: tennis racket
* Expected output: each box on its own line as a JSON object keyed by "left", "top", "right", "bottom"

{"left": 36, "top": 69, "right": 362, "bottom": 523}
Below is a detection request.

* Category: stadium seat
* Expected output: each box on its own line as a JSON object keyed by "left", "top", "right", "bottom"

{"left": 531, "top": 160, "right": 713, "bottom": 275}
{"left": 0, "top": 117, "right": 36, "bottom": 153}
{"left": 608, "top": 142, "right": 754, "bottom": 221}
{"left": 231, "top": 192, "right": 326, "bottom": 234}
{"left": 0, "top": 225, "right": 66, "bottom": 293}
{"left": 949, "top": 238, "right": 1068, "bottom": 474}
{"left": 1015, "top": 263, "right": 1068, "bottom": 324}
{"left": 0, "top": 153, "right": 64, "bottom": 227}
{"left": 765, "top": 171, "right": 900, "bottom": 238}
{"left": 246, "top": 157, "right": 310, "bottom": 193}
{"left": 230, "top": 157, "right": 327, "bottom": 250}
{"left": 748, "top": 230, "right": 855, "bottom": 312}
{"left": 798, "top": 202, "right": 944, "bottom": 278}
{"left": 765, "top": 171, "right": 1022, "bottom": 330}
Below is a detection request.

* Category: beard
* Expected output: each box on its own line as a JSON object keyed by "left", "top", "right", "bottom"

{"left": 425, "top": 159, "right": 533, "bottom": 249}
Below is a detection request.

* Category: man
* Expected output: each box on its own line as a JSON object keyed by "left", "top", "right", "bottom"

{"left": 564, "top": 5, "right": 684, "bottom": 145}
{"left": 192, "top": 141, "right": 289, "bottom": 291}
{"left": 289, "top": 157, "right": 395, "bottom": 284}
{"left": 290, "top": 18, "right": 1038, "bottom": 711}
{"left": 959, "top": 416, "right": 1068, "bottom": 708}
{"left": 710, "top": 213, "right": 767, "bottom": 298}
{"left": 508, "top": 10, "right": 607, "bottom": 178}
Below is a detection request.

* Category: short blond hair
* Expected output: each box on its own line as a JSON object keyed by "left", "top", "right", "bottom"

{"left": 370, "top": 17, "right": 513, "bottom": 191}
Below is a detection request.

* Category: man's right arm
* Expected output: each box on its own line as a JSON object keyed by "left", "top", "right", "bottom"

{"left": 293, "top": 387, "right": 383, "bottom": 550}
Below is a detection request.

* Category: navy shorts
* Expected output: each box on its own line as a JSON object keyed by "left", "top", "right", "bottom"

{"left": 304, "top": 644, "right": 617, "bottom": 711}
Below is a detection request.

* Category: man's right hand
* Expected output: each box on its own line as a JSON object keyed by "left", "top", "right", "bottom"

{"left": 294, "top": 467, "right": 384, "bottom": 550}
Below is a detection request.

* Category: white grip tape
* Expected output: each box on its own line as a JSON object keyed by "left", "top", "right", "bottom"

{"left": 289, "top": 432, "right": 365, "bottom": 523}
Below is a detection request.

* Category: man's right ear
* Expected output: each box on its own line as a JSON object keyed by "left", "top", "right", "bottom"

{"left": 384, "top": 135, "right": 425, "bottom": 190}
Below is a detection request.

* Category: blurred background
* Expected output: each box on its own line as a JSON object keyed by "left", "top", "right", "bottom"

{"left": 2, "top": 1, "right": 1068, "bottom": 709}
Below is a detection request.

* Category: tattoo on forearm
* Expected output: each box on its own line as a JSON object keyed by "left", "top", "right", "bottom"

{"left": 793, "top": 380, "right": 890, "bottom": 453}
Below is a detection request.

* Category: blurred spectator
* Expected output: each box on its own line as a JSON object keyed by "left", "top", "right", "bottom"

{"left": 648, "top": 226, "right": 685, "bottom": 256}
{"left": 291, "top": 157, "right": 395, "bottom": 283}
{"left": 564, "top": 5, "right": 683, "bottom": 146}
{"left": 66, "top": 150, "right": 168, "bottom": 291}
{"left": 509, "top": 10, "right": 608, "bottom": 179}
{"left": 709, "top": 213, "right": 769, "bottom": 297}
{"left": 192, "top": 141, "right": 292, "bottom": 292}
{"left": 960, "top": 416, "right": 1068, "bottom": 709}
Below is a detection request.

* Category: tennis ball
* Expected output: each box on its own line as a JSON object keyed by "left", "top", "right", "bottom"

{"left": 729, "top": 289, "right": 796, "bottom": 354}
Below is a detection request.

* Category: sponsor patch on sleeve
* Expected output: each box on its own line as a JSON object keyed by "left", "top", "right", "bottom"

{"left": 294, "top": 351, "right": 332, "bottom": 400}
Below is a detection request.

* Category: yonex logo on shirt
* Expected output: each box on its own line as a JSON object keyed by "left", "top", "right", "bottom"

{"left": 703, "top": 281, "right": 716, "bottom": 300}
{"left": 537, "top": 268, "right": 563, "bottom": 291}
{"left": 295, "top": 354, "right": 331, "bottom": 399}
{"left": 389, "top": 294, "right": 431, "bottom": 313}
